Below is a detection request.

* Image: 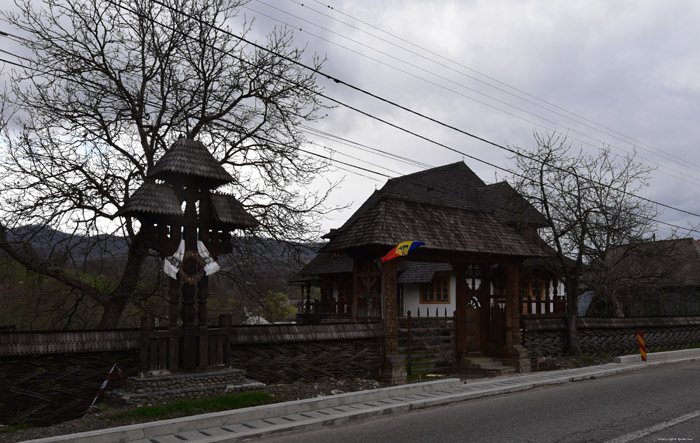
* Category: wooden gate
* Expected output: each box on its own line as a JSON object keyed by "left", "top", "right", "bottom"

{"left": 398, "top": 311, "right": 455, "bottom": 376}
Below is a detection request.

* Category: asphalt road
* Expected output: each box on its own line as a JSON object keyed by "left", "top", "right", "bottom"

{"left": 260, "top": 360, "right": 700, "bottom": 443}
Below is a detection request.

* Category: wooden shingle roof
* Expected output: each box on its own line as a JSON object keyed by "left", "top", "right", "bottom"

{"left": 290, "top": 252, "right": 354, "bottom": 283}
{"left": 148, "top": 138, "right": 233, "bottom": 188}
{"left": 479, "top": 181, "right": 548, "bottom": 227}
{"left": 116, "top": 182, "right": 183, "bottom": 217}
{"left": 210, "top": 193, "right": 258, "bottom": 228}
{"left": 398, "top": 261, "right": 452, "bottom": 283}
{"left": 290, "top": 252, "right": 452, "bottom": 284}
{"left": 322, "top": 197, "right": 547, "bottom": 257}
{"left": 322, "top": 162, "right": 549, "bottom": 258}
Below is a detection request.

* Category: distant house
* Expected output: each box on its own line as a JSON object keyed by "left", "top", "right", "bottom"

{"left": 586, "top": 238, "right": 700, "bottom": 317}
{"left": 292, "top": 162, "right": 565, "bottom": 371}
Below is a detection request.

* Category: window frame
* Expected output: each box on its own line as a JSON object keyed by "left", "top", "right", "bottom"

{"left": 420, "top": 276, "right": 451, "bottom": 304}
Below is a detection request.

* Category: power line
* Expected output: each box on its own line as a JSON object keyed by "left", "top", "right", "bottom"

{"left": 305, "top": 0, "right": 700, "bottom": 173}
{"left": 299, "top": 124, "right": 434, "bottom": 169}
{"left": 249, "top": 1, "right": 700, "bottom": 188}
{"left": 8, "top": 0, "right": 700, "bottom": 233}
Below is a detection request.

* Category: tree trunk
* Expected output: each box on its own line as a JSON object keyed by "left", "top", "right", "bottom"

{"left": 566, "top": 282, "right": 581, "bottom": 356}
{"left": 97, "top": 232, "right": 148, "bottom": 329}
{"left": 98, "top": 295, "right": 130, "bottom": 329}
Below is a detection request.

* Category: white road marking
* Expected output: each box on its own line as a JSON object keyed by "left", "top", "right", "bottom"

{"left": 606, "top": 410, "right": 700, "bottom": 443}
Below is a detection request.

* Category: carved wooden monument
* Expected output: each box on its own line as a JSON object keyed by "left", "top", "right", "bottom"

{"left": 118, "top": 138, "right": 258, "bottom": 371}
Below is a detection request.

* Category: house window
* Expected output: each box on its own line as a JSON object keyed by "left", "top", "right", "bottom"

{"left": 420, "top": 278, "right": 450, "bottom": 303}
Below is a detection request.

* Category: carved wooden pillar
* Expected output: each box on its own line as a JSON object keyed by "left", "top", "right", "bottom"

{"left": 197, "top": 276, "right": 209, "bottom": 327}
{"left": 168, "top": 279, "right": 180, "bottom": 328}
{"left": 452, "top": 263, "right": 467, "bottom": 362}
{"left": 503, "top": 263, "right": 520, "bottom": 349}
{"left": 381, "top": 258, "right": 405, "bottom": 384}
{"left": 382, "top": 258, "right": 399, "bottom": 353}
{"left": 478, "top": 264, "right": 491, "bottom": 350}
{"left": 197, "top": 275, "right": 210, "bottom": 367}
{"left": 181, "top": 191, "right": 198, "bottom": 369}
{"left": 503, "top": 262, "right": 530, "bottom": 372}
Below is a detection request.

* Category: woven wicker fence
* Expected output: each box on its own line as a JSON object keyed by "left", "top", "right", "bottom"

{"left": 227, "top": 322, "right": 384, "bottom": 382}
{"left": 522, "top": 316, "right": 700, "bottom": 356}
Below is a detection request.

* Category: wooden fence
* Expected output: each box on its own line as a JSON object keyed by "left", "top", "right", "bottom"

{"left": 0, "top": 329, "right": 140, "bottom": 356}
{"left": 399, "top": 311, "right": 455, "bottom": 376}
{"left": 0, "top": 322, "right": 384, "bottom": 382}
{"left": 522, "top": 316, "right": 700, "bottom": 356}
{"left": 227, "top": 322, "right": 383, "bottom": 382}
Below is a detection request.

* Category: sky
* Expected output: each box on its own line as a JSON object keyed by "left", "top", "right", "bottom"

{"left": 3, "top": 0, "right": 700, "bottom": 240}
{"left": 236, "top": 0, "right": 700, "bottom": 239}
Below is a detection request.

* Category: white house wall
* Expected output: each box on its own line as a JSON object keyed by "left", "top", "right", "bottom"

{"left": 402, "top": 275, "right": 457, "bottom": 317}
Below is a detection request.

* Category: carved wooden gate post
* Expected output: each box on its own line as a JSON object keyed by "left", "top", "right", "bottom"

{"left": 503, "top": 262, "right": 531, "bottom": 372}
{"left": 452, "top": 263, "right": 467, "bottom": 365}
{"left": 381, "top": 258, "right": 405, "bottom": 384}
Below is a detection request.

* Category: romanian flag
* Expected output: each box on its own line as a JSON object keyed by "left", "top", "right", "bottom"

{"left": 381, "top": 241, "right": 425, "bottom": 262}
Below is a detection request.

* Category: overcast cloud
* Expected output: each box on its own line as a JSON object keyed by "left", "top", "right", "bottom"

{"left": 233, "top": 0, "right": 700, "bottom": 237}
{"left": 4, "top": 0, "right": 700, "bottom": 239}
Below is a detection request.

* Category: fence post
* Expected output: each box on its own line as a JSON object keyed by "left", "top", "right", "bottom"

{"left": 453, "top": 310, "right": 458, "bottom": 370}
{"left": 219, "top": 314, "right": 232, "bottom": 366}
{"left": 406, "top": 311, "right": 412, "bottom": 376}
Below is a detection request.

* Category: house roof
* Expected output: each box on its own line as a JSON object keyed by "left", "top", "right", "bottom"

{"left": 148, "top": 138, "right": 233, "bottom": 188}
{"left": 321, "top": 162, "right": 548, "bottom": 258}
{"left": 398, "top": 261, "right": 452, "bottom": 283}
{"left": 601, "top": 238, "right": 700, "bottom": 288}
{"left": 290, "top": 252, "right": 453, "bottom": 284}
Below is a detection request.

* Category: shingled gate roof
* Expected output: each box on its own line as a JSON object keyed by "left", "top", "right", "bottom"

{"left": 322, "top": 162, "right": 549, "bottom": 258}
{"left": 323, "top": 197, "right": 547, "bottom": 257}
{"left": 116, "top": 182, "right": 183, "bottom": 217}
{"left": 479, "top": 181, "right": 548, "bottom": 227}
{"left": 148, "top": 138, "right": 233, "bottom": 188}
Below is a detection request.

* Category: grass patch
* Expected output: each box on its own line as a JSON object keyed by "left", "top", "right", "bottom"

{"left": 0, "top": 421, "right": 31, "bottom": 434}
{"left": 112, "top": 391, "right": 273, "bottom": 421}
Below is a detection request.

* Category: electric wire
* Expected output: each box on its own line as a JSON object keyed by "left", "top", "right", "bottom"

{"left": 3, "top": 5, "right": 699, "bottom": 235}
{"left": 306, "top": 0, "right": 700, "bottom": 172}
{"left": 249, "top": 1, "right": 700, "bottom": 187}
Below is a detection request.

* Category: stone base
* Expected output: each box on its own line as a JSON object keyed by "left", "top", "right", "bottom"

{"left": 108, "top": 367, "right": 265, "bottom": 405}
{"left": 501, "top": 344, "right": 532, "bottom": 373}
{"left": 382, "top": 354, "right": 407, "bottom": 385}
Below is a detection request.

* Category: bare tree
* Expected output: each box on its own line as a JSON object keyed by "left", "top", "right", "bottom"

{"left": 511, "top": 132, "right": 658, "bottom": 355}
{"left": 0, "top": 0, "right": 335, "bottom": 328}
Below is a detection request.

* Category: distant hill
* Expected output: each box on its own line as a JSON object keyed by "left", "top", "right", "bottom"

{"left": 7, "top": 225, "right": 319, "bottom": 277}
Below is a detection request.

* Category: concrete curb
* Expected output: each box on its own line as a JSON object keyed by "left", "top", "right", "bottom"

{"left": 23, "top": 378, "right": 461, "bottom": 443}
{"left": 613, "top": 347, "right": 700, "bottom": 363}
